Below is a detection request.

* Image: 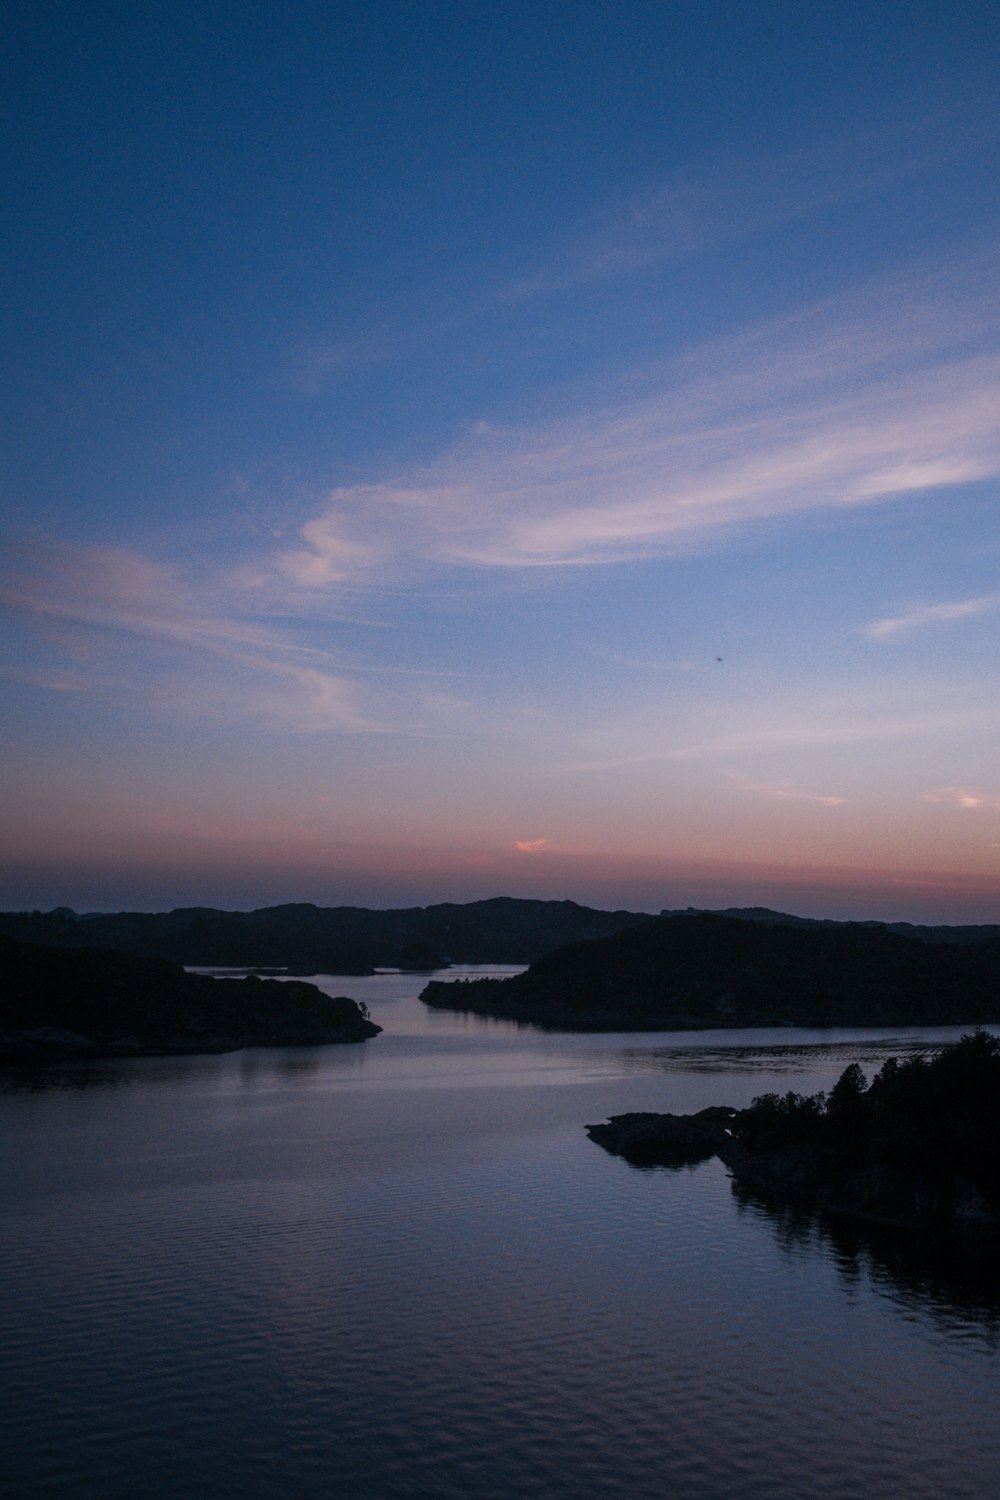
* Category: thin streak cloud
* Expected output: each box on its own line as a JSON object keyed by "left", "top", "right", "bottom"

{"left": 567, "top": 688, "right": 1000, "bottom": 774}
{"left": 728, "top": 774, "right": 845, "bottom": 807}
{"left": 867, "top": 593, "right": 1000, "bottom": 641}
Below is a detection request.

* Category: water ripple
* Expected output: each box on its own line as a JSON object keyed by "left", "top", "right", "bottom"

{"left": 2, "top": 1018, "right": 998, "bottom": 1498}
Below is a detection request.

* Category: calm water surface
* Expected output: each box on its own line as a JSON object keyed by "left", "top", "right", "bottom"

{"left": 2, "top": 968, "right": 998, "bottom": 1499}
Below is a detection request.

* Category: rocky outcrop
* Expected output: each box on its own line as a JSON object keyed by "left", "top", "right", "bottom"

{"left": 585, "top": 1107, "right": 738, "bottom": 1166}
{"left": 0, "top": 937, "right": 380, "bottom": 1061}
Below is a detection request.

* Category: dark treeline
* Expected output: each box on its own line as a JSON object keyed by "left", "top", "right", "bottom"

{"left": 734, "top": 1032, "right": 1000, "bottom": 1222}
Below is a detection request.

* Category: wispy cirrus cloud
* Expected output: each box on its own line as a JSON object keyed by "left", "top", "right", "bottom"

{"left": 867, "top": 593, "right": 1000, "bottom": 641}
{"left": 504, "top": 125, "right": 961, "bottom": 301}
{"left": 0, "top": 542, "right": 373, "bottom": 732}
{"left": 565, "top": 679, "right": 1000, "bottom": 774}
{"left": 279, "top": 257, "right": 1000, "bottom": 585}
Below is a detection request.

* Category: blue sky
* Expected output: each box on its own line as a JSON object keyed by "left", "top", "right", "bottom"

{"left": 3, "top": 1, "right": 1000, "bottom": 918}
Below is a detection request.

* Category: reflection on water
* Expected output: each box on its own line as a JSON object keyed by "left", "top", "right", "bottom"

{"left": 0, "top": 1047, "right": 361, "bottom": 1096}
{"left": 734, "top": 1189, "right": 1000, "bottom": 1347}
{"left": 2, "top": 968, "right": 999, "bottom": 1499}
{"left": 0, "top": 1063, "right": 137, "bottom": 1093}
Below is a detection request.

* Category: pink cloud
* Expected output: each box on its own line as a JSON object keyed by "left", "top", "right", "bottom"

{"left": 923, "top": 785, "right": 1000, "bottom": 811}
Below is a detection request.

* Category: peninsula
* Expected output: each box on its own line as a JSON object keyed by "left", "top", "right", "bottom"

{"left": 0, "top": 936, "right": 380, "bottom": 1061}
{"left": 421, "top": 912, "right": 1000, "bottom": 1030}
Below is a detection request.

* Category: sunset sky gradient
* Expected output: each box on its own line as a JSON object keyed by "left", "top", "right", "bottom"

{"left": 3, "top": 1, "right": 1000, "bottom": 919}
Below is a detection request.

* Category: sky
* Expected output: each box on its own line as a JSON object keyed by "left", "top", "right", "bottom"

{"left": 2, "top": 1, "right": 1000, "bottom": 921}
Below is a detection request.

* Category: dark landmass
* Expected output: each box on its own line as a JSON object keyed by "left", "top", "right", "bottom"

{"left": 0, "top": 897, "right": 654, "bottom": 974}
{"left": 587, "top": 1031, "right": 1000, "bottom": 1234}
{"left": 0, "top": 937, "right": 380, "bottom": 1061}
{"left": 4, "top": 899, "right": 999, "bottom": 977}
{"left": 421, "top": 912, "right": 1000, "bottom": 1029}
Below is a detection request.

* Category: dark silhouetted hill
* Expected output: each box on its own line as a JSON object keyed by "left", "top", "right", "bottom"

{"left": 0, "top": 937, "right": 380, "bottom": 1060}
{"left": 422, "top": 912, "right": 1000, "bottom": 1029}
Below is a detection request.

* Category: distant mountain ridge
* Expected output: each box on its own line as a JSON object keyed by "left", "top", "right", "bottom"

{"left": 1, "top": 900, "right": 998, "bottom": 975}
{"left": 0, "top": 897, "right": 655, "bottom": 972}
{"left": 663, "top": 906, "right": 1000, "bottom": 946}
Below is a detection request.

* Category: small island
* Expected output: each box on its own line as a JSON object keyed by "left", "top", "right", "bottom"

{"left": 587, "top": 1031, "right": 1000, "bottom": 1234}
{"left": 0, "top": 936, "right": 380, "bottom": 1061}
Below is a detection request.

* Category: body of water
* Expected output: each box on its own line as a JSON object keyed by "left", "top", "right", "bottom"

{"left": 2, "top": 968, "right": 998, "bottom": 1498}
